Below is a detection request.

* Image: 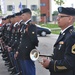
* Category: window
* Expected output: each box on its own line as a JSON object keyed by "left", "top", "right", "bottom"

{"left": 32, "top": 16, "right": 37, "bottom": 22}
{"left": 41, "top": 14, "right": 46, "bottom": 16}
{"left": 31, "top": 5, "right": 37, "bottom": 11}
{"left": 40, "top": 3, "right": 46, "bottom": 6}
{"left": 7, "top": 5, "right": 12, "bottom": 11}
{"left": 22, "top": 5, "right": 27, "bottom": 9}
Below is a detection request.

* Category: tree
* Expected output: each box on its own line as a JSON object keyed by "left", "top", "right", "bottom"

{"left": 52, "top": 11, "right": 58, "bottom": 16}
{"left": 33, "top": 8, "right": 41, "bottom": 24}
{"left": 52, "top": 11, "right": 58, "bottom": 24}
{"left": 0, "top": 11, "right": 2, "bottom": 16}
{"left": 54, "top": 0, "right": 65, "bottom": 6}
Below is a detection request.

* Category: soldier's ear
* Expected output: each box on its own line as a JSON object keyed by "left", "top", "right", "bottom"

{"left": 68, "top": 16, "right": 73, "bottom": 22}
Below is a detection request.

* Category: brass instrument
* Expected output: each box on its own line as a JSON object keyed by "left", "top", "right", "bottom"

{"left": 30, "top": 49, "right": 52, "bottom": 62}
{"left": 30, "top": 49, "right": 39, "bottom": 61}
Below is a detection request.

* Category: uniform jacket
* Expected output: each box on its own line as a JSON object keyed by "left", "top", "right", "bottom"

{"left": 18, "top": 22, "right": 39, "bottom": 60}
{"left": 10, "top": 20, "right": 24, "bottom": 50}
{"left": 48, "top": 26, "right": 75, "bottom": 75}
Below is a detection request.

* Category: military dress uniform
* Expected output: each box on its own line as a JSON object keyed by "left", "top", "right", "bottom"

{"left": 47, "top": 7, "right": 75, "bottom": 75}
{"left": 48, "top": 26, "right": 75, "bottom": 75}
{"left": 17, "top": 19, "right": 39, "bottom": 75}
{"left": 1, "top": 16, "right": 12, "bottom": 63}
{"left": 10, "top": 22, "right": 21, "bottom": 74}
{"left": 2, "top": 23, "right": 7, "bottom": 42}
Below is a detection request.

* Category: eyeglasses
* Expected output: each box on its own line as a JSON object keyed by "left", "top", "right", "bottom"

{"left": 57, "top": 16, "right": 70, "bottom": 19}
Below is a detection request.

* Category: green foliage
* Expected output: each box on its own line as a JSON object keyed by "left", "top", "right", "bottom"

{"left": 52, "top": 30, "right": 60, "bottom": 34}
{"left": 52, "top": 11, "right": 58, "bottom": 16}
{"left": 33, "top": 8, "right": 40, "bottom": 16}
{"left": 0, "top": 11, "right": 2, "bottom": 16}
{"left": 40, "top": 23, "right": 59, "bottom": 28}
{"left": 54, "top": 0, "right": 65, "bottom": 6}
{"left": 40, "top": 23, "right": 60, "bottom": 34}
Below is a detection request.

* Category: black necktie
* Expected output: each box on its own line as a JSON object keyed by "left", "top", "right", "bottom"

{"left": 21, "top": 24, "right": 27, "bottom": 32}
{"left": 57, "top": 32, "right": 62, "bottom": 41}
{"left": 58, "top": 33, "right": 62, "bottom": 38}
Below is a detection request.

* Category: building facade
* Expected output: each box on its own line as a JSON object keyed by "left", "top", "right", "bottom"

{"left": 0, "top": 0, "right": 52, "bottom": 22}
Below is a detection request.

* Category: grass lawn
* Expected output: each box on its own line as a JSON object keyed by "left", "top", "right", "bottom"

{"left": 40, "top": 23, "right": 60, "bottom": 34}
{"left": 51, "top": 30, "right": 60, "bottom": 34}
{"left": 39, "top": 22, "right": 75, "bottom": 34}
{"left": 40, "top": 23, "right": 58, "bottom": 28}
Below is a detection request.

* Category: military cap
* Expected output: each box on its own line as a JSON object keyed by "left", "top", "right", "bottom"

{"left": 15, "top": 12, "right": 21, "bottom": 16}
{"left": 10, "top": 14, "right": 15, "bottom": 18}
{"left": 2, "top": 18, "right": 6, "bottom": 20}
{"left": 20, "top": 8, "right": 32, "bottom": 14}
{"left": 6, "top": 15, "right": 12, "bottom": 19}
{"left": 58, "top": 7, "right": 75, "bottom": 16}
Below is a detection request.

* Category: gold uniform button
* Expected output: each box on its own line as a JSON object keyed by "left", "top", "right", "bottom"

{"left": 32, "top": 32, "right": 35, "bottom": 34}
{"left": 21, "top": 35, "right": 22, "bottom": 37}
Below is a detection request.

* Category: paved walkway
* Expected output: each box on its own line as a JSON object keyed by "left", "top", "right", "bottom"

{"left": 0, "top": 34, "right": 58, "bottom": 75}
{"left": 0, "top": 54, "right": 10, "bottom": 75}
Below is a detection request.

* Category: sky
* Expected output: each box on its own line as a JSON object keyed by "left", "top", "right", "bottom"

{"left": 52, "top": 0, "right": 75, "bottom": 13}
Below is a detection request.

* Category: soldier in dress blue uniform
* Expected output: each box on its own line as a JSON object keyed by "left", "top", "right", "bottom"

{"left": 41, "top": 7, "right": 75, "bottom": 75}
{"left": 15, "top": 8, "right": 39, "bottom": 75}
{"left": 10, "top": 12, "right": 23, "bottom": 74}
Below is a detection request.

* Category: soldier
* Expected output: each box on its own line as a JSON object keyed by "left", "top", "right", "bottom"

{"left": 10, "top": 12, "right": 23, "bottom": 75}
{"left": 6, "top": 14, "right": 17, "bottom": 74}
{"left": 0, "top": 17, "right": 6, "bottom": 47}
{"left": 41, "top": 7, "right": 75, "bottom": 75}
{"left": 0, "top": 17, "right": 7, "bottom": 57}
{"left": 1, "top": 15, "right": 11, "bottom": 59}
{"left": 15, "top": 8, "right": 39, "bottom": 75}
{"left": 0, "top": 15, "right": 14, "bottom": 73}
{"left": 4, "top": 15, "right": 11, "bottom": 45}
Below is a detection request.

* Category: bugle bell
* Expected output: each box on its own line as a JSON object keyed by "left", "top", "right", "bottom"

{"left": 30, "top": 49, "right": 52, "bottom": 61}
{"left": 30, "top": 49, "right": 40, "bottom": 61}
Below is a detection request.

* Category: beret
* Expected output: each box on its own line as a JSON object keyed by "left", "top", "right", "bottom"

{"left": 58, "top": 7, "right": 75, "bottom": 16}
{"left": 20, "top": 8, "right": 31, "bottom": 14}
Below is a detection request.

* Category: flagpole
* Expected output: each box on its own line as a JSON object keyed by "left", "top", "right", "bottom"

{"left": 12, "top": 2, "right": 15, "bottom": 14}
{"left": 26, "top": 0, "right": 27, "bottom": 8}
{"left": 18, "top": 2, "right": 22, "bottom": 11}
{"left": 1, "top": 0, "right": 6, "bottom": 16}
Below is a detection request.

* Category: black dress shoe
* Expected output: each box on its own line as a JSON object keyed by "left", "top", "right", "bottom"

{"left": 2, "top": 54, "right": 6, "bottom": 58}
{"left": 5, "top": 62, "right": 10, "bottom": 66}
{"left": 8, "top": 66, "right": 15, "bottom": 71}
{"left": 14, "top": 71, "right": 22, "bottom": 75}
{"left": 3, "top": 57, "right": 8, "bottom": 60}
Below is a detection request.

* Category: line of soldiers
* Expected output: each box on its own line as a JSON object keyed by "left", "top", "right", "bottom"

{"left": 0, "top": 8, "right": 39, "bottom": 75}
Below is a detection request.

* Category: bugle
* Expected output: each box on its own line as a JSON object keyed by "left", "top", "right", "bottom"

{"left": 30, "top": 49, "right": 52, "bottom": 61}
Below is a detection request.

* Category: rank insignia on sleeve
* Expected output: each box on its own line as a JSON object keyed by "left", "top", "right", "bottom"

{"left": 56, "top": 66, "right": 67, "bottom": 70}
{"left": 72, "top": 44, "right": 75, "bottom": 54}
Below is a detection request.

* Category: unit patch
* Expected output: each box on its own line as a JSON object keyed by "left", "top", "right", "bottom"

{"left": 72, "top": 44, "right": 75, "bottom": 54}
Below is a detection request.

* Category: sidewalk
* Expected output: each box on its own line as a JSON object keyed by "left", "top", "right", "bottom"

{"left": 0, "top": 54, "right": 10, "bottom": 75}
